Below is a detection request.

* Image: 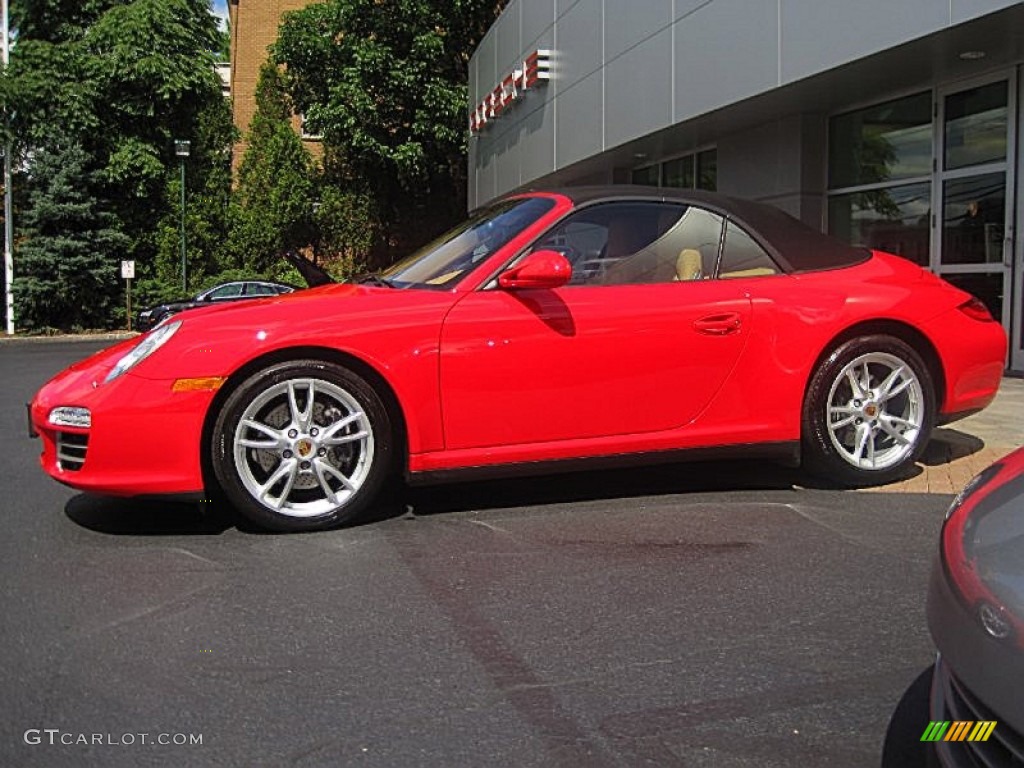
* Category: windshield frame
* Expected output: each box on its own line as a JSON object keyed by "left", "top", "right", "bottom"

{"left": 377, "top": 196, "right": 558, "bottom": 290}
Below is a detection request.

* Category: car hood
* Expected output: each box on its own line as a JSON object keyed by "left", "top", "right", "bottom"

{"left": 127, "top": 282, "right": 458, "bottom": 381}
{"left": 169, "top": 282, "right": 358, "bottom": 321}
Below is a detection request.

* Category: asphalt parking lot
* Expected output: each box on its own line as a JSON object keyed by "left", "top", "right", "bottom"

{"left": 2, "top": 338, "right": 1015, "bottom": 767}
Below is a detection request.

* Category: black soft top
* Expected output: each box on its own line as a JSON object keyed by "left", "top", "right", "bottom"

{"left": 527, "top": 185, "right": 870, "bottom": 274}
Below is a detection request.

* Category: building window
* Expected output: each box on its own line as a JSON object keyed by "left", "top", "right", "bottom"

{"left": 696, "top": 149, "right": 717, "bottom": 191}
{"left": 829, "top": 92, "right": 932, "bottom": 187}
{"left": 662, "top": 155, "right": 694, "bottom": 188}
{"left": 944, "top": 80, "right": 1008, "bottom": 171}
{"left": 631, "top": 148, "right": 717, "bottom": 191}
{"left": 827, "top": 92, "right": 932, "bottom": 265}
{"left": 631, "top": 165, "right": 660, "bottom": 186}
{"left": 828, "top": 183, "right": 932, "bottom": 266}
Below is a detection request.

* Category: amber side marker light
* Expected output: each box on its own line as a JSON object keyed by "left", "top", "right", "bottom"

{"left": 958, "top": 297, "right": 996, "bottom": 322}
{"left": 172, "top": 377, "right": 227, "bottom": 392}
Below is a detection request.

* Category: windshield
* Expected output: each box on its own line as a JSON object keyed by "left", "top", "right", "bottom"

{"left": 379, "top": 197, "right": 556, "bottom": 288}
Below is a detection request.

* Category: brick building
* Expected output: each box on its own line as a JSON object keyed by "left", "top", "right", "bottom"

{"left": 227, "top": 0, "right": 320, "bottom": 168}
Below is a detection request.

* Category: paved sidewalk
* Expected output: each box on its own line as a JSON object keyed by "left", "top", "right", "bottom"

{"left": 867, "top": 376, "right": 1024, "bottom": 494}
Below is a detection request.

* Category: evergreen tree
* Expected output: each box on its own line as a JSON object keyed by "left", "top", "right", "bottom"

{"left": 14, "top": 139, "right": 130, "bottom": 331}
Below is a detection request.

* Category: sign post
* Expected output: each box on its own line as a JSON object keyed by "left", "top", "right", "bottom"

{"left": 121, "top": 260, "right": 135, "bottom": 331}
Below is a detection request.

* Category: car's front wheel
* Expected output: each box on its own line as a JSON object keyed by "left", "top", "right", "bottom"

{"left": 802, "top": 335, "right": 935, "bottom": 486}
{"left": 211, "top": 360, "right": 393, "bottom": 532}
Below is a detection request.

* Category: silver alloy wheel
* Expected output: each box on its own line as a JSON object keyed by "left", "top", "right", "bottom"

{"left": 232, "top": 377, "right": 374, "bottom": 518}
{"left": 825, "top": 352, "right": 925, "bottom": 471}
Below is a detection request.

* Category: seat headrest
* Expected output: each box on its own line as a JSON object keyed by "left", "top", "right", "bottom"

{"left": 675, "top": 249, "right": 702, "bottom": 281}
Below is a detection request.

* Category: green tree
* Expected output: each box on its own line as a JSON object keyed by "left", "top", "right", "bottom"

{"left": 150, "top": 93, "right": 238, "bottom": 299}
{"left": 5, "top": 0, "right": 235, "bottom": 329}
{"left": 228, "top": 62, "right": 317, "bottom": 273}
{"left": 9, "top": 0, "right": 119, "bottom": 42}
{"left": 14, "top": 138, "right": 131, "bottom": 331}
{"left": 273, "top": 0, "right": 506, "bottom": 268}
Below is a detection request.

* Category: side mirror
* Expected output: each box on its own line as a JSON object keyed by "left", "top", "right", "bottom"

{"left": 498, "top": 250, "right": 572, "bottom": 290}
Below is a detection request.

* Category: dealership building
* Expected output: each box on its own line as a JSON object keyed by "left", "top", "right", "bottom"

{"left": 467, "top": 0, "right": 1024, "bottom": 372}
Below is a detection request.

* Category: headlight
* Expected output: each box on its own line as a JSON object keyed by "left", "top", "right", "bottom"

{"left": 103, "top": 320, "right": 182, "bottom": 384}
{"left": 49, "top": 406, "right": 92, "bottom": 428}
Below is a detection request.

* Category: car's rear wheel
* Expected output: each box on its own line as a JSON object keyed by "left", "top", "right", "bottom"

{"left": 211, "top": 360, "right": 393, "bottom": 532}
{"left": 802, "top": 335, "right": 935, "bottom": 486}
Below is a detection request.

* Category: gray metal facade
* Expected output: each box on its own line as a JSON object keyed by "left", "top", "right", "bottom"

{"left": 468, "top": 0, "right": 1023, "bottom": 215}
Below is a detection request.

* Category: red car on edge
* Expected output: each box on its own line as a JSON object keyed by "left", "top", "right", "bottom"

{"left": 29, "top": 188, "right": 1007, "bottom": 531}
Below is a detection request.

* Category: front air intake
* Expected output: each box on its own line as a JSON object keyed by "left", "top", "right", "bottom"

{"left": 56, "top": 432, "right": 89, "bottom": 471}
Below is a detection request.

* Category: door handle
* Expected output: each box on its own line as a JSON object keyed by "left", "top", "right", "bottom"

{"left": 693, "top": 313, "right": 742, "bottom": 335}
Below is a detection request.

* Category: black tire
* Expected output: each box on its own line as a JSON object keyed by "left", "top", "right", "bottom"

{"left": 802, "top": 335, "right": 935, "bottom": 487}
{"left": 210, "top": 359, "right": 394, "bottom": 532}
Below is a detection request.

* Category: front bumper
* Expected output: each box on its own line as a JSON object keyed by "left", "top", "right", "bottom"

{"left": 29, "top": 355, "right": 215, "bottom": 496}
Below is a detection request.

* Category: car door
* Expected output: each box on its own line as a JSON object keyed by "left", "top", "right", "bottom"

{"left": 439, "top": 201, "right": 753, "bottom": 451}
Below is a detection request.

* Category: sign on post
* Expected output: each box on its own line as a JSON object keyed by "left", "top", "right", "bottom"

{"left": 121, "top": 260, "right": 135, "bottom": 331}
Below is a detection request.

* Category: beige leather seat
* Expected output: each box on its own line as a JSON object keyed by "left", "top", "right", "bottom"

{"left": 675, "top": 248, "right": 702, "bottom": 281}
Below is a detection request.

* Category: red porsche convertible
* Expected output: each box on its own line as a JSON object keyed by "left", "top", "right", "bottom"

{"left": 29, "top": 188, "right": 1007, "bottom": 531}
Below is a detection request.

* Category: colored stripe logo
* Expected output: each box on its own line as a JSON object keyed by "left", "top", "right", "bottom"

{"left": 921, "top": 721, "right": 997, "bottom": 742}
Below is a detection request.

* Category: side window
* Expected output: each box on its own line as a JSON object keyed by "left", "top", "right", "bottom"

{"left": 532, "top": 202, "right": 725, "bottom": 286}
{"left": 719, "top": 221, "right": 781, "bottom": 278}
{"left": 206, "top": 283, "right": 244, "bottom": 300}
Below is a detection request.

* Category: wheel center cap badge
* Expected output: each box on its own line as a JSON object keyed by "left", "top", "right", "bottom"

{"left": 296, "top": 438, "right": 314, "bottom": 458}
{"left": 864, "top": 403, "right": 878, "bottom": 418}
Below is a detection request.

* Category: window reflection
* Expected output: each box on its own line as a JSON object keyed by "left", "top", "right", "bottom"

{"left": 697, "top": 149, "right": 717, "bottom": 191}
{"left": 662, "top": 155, "right": 694, "bottom": 188}
{"left": 942, "top": 173, "right": 1005, "bottom": 265}
{"left": 941, "top": 273, "right": 1003, "bottom": 323}
{"left": 829, "top": 92, "right": 932, "bottom": 188}
{"left": 828, "top": 183, "right": 931, "bottom": 265}
{"left": 945, "top": 81, "right": 1008, "bottom": 171}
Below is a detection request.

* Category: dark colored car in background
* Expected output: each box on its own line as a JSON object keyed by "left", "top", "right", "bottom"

{"left": 927, "top": 445, "right": 1024, "bottom": 766}
{"left": 135, "top": 281, "right": 296, "bottom": 331}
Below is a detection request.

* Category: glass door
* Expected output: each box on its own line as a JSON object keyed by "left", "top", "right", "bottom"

{"left": 934, "top": 74, "right": 1017, "bottom": 366}
{"left": 1013, "top": 69, "right": 1024, "bottom": 373}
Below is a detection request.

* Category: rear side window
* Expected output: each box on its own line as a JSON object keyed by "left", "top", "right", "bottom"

{"left": 246, "top": 283, "right": 277, "bottom": 296}
{"left": 719, "top": 221, "right": 780, "bottom": 279}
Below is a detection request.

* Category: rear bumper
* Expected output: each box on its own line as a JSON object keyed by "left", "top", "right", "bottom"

{"left": 923, "top": 310, "right": 1007, "bottom": 417}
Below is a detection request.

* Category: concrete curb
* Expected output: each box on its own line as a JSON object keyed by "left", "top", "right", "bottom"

{"left": 0, "top": 332, "right": 139, "bottom": 344}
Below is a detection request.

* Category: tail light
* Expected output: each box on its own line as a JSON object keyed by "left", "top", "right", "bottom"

{"left": 958, "top": 297, "right": 996, "bottom": 322}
